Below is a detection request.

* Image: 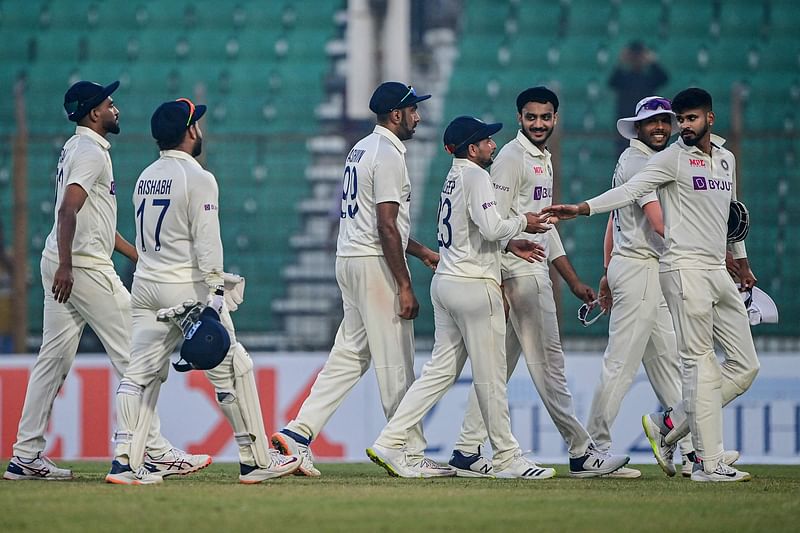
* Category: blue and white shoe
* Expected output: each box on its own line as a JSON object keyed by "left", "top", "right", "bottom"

{"left": 448, "top": 448, "right": 494, "bottom": 478}
{"left": 3, "top": 454, "right": 73, "bottom": 481}
{"left": 271, "top": 429, "right": 321, "bottom": 477}
{"left": 238, "top": 450, "right": 301, "bottom": 484}
{"left": 569, "top": 446, "right": 629, "bottom": 478}
{"left": 105, "top": 460, "right": 163, "bottom": 485}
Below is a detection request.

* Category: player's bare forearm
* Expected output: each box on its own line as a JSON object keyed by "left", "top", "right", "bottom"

{"left": 378, "top": 202, "right": 418, "bottom": 319}
{"left": 54, "top": 207, "right": 78, "bottom": 303}
{"left": 603, "top": 214, "right": 613, "bottom": 270}
{"left": 552, "top": 255, "right": 595, "bottom": 303}
{"left": 642, "top": 200, "right": 665, "bottom": 237}
{"left": 115, "top": 232, "right": 139, "bottom": 264}
{"left": 542, "top": 202, "right": 590, "bottom": 221}
{"left": 406, "top": 238, "right": 439, "bottom": 270}
{"left": 736, "top": 257, "right": 757, "bottom": 290}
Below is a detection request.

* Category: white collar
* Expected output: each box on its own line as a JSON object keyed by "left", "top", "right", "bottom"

{"left": 75, "top": 126, "right": 111, "bottom": 150}
{"left": 515, "top": 130, "right": 549, "bottom": 158}
{"left": 373, "top": 125, "right": 407, "bottom": 154}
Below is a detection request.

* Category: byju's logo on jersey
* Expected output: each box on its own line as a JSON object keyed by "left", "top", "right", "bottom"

{"left": 109, "top": 180, "right": 116, "bottom": 195}
{"left": 693, "top": 176, "right": 732, "bottom": 192}
{"left": 692, "top": 176, "right": 707, "bottom": 190}
{"left": 533, "top": 186, "right": 552, "bottom": 200}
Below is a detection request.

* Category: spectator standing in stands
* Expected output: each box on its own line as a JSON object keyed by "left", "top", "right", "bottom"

{"left": 608, "top": 41, "right": 670, "bottom": 154}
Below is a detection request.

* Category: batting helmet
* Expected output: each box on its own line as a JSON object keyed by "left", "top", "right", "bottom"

{"left": 172, "top": 307, "right": 231, "bottom": 372}
{"left": 727, "top": 200, "right": 750, "bottom": 243}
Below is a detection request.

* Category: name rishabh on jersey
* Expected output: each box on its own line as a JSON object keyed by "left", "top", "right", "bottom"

{"left": 132, "top": 149, "right": 224, "bottom": 288}
{"left": 336, "top": 125, "right": 412, "bottom": 258}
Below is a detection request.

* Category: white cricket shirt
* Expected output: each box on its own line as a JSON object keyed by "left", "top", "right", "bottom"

{"left": 586, "top": 135, "right": 747, "bottom": 271}
{"left": 435, "top": 158, "right": 527, "bottom": 283}
{"left": 132, "top": 150, "right": 224, "bottom": 288}
{"left": 336, "top": 125, "right": 411, "bottom": 257}
{"left": 610, "top": 138, "right": 665, "bottom": 260}
{"left": 43, "top": 126, "right": 117, "bottom": 268}
{"left": 490, "top": 130, "right": 565, "bottom": 279}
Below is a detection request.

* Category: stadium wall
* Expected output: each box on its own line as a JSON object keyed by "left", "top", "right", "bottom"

{"left": 2, "top": 352, "right": 799, "bottom": 465}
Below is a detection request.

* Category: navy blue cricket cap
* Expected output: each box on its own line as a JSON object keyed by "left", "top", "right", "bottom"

{"left": 369, "top": 82, "right": 431, "bottom": 114}
{"left": 150, "top": 97, "right": 207, "bottom": 145}
{"left": 443, "top": 115, "right": 503, "bottom": 155}
{"left": 516, "top": 86, "right": 559, "bottom": 113}
{"left": 63, "top": 80, "right": 120, "bottom": 122}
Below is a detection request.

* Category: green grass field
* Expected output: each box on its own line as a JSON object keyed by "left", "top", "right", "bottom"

{"left": 2, "top": 463, "right": 799, "bottom": 532}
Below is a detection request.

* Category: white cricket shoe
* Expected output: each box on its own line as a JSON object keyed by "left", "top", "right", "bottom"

{"left": 105, "top": 460, "right": 163, "bottom": 485}
{"left": 603, "top": 466, "right": 642, "bottom": 479}
{"left": 642, "top": 413, "right": 677, "bottom": 477}
{"left": 145, "top": 448, "right": 212, "bottom": 478}
{"left": 690, "top": 461, "right": 751, "bottom": 482}
{"left": 681, "top": 450, "right": 741, "bottom": 477}
{"left": 3, "top": 454, "right": 73, "bottom": 481}
{"left": 271, "top": 429, "right": 321, "bottom": 477}
{"left": 448, "top": 448, "right": 494, "bottom": 478}
{"left": 569, "top": 446, "right": 629, "bottom": 478}
{"left": 495, "top": 453, "right": 556, "bottom": 480}
{"left": 366, "top": 444, "right": 419, "bottom": 478}
{"left": 408, "top": 457, "right": 456, "bottom": 478}
{"left": 238, "top": 450, "right": 301, "bottom": 484}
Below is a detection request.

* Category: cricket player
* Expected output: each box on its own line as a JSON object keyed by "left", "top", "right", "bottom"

{"left": 367, "top": 115, "right": 559, "bottom": 480}
{"left": 448, "top": 87, "right": 629, "bottom": 478}
{"left": 544, "top": 88, "right": 759, "bottom": 482}
{"left": 4, "top": 81, "right": 201, "bottom": 481}
{"left": 271, "top": 82, "right": 451, "bottom": 478}
{"left": 106, "top": 98, "right": 299, "bottom": 485}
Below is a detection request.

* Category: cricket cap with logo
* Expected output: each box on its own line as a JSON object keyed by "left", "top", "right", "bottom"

{"left": 616, "top": 96, "right": 678, "bottom": 139}
{"left": 63, "top": 80, "right": 120, "bottom": 122}
{"left": 369, "top": 82, "right": 431, "bottom": 114}
{"left": 443, "top": 116, "right": 503, "bottom": 155}
{"left": 151, "top": 97, "right": 207, "bottom": 146}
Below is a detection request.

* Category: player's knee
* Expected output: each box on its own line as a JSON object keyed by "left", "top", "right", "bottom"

{"left": 117, "top": 379, "right": 143, "bottom": 397}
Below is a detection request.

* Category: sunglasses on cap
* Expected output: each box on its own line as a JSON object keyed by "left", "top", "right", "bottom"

{"left": 392, "top": 86, "right": 417, "bottom": 111}
{"left": 636, "top": 97, "right": 672, "bottom": 115}
{"left": 578, "top": 300, "right": 606, "bottom": 327}
{"left": 175, "top": 97, "right": 196, "bottom": 126}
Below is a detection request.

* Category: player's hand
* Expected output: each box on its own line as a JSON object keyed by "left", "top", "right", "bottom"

{"left": 725, "top": 251, "right": 741, "bottom": 280}
{"left": 570, "top": 280, "right": 596, "bottom": 304}
{"left": 738, "top": 266, "right": 757, "bottom": 291}
{"left": 206, "top": 287, "right": 225, "bottom": 314}
{"left": 598, "top": 275, "right": 612, "bottom": 312}
{"left": 420, "top": 249, "right": 439, "bottom": 271}
{"left": 542, "top": 204, "right": 580, "bottom": 221}
{"left": 523, "top": 212, "right": 553, "bottom": 234}
{"left": 52, "top": 264, "right": 74, "bottom": 303}
{"left": 398, "top": 285, "right": 419, "bottom": 320}
{"left": 506, "top": 239, "right": 546, "bottom": 263}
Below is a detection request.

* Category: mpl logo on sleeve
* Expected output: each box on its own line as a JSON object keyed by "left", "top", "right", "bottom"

{"left": 692, "top": 176, "right": 707, "bottom": 190}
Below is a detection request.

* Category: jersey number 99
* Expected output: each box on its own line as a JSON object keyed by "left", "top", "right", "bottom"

{"left": 341, "top": 165, "right": 359, "bottom": 219}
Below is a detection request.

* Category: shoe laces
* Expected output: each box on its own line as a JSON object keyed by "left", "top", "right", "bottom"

{"left": 268, "top": 449, "right": 295, "bottom": 468}
{"left": 715, "top": 462, "right": 737, "bottom": 475}
{"left": 415, "top": 457, "right": 445, "bottom": 469}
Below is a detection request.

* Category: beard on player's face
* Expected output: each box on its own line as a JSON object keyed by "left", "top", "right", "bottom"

{"left": 680, "top": 121, "right": 708, "bottom": 146}
{"left": 191, "top": 136, "right": 203, "bottom": 157}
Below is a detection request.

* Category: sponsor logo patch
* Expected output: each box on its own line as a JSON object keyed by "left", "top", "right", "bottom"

{"left": 204, "top": 203, "right": 218, "bottom": 211}
{"left": 692, "top": 176, "right": 707, "bottom": 190}
{"left": 689, "top": 158, "right": 706, "bottom": 167}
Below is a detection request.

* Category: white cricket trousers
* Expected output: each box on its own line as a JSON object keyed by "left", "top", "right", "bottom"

{"left": 285, "top": 256, "right": 427, "bottom": 461}
{"left": 454, "top": 271, "right": 592, "bottom": 459}
{"left": 587, "top": 255, "right": 691, "bottom": 455}
{"left": 376, "top": 275, "right": 520, "bottom": 470}
{"left": 660, "top": 268, "right": 759, "bottom": 472}
{"left": 13, "top": 257, "right": 171, "bottom": 459}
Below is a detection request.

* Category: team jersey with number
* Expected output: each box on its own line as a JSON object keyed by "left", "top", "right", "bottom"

{"left": 336, "top": 125, "right": 411, "bottom": 257}
{"left": 586, "top": 135, "right": 747, "bottom": 271}
{"left": 435, "top": 158, "right": 527, "bottom": 283}
{"left": 610, "top": 138, "right": 665, "bottom": 260}
{"left": 42, "top": 126, "right": 117, "bottom": 268}
{"left": 132, "top": 150, "right": 224, "bottom": 288}
{"left": 490, "top": 131, "right": 565, "bottom": 279}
